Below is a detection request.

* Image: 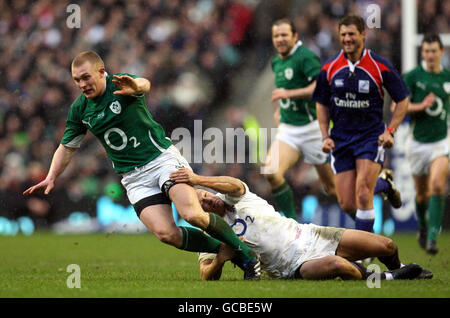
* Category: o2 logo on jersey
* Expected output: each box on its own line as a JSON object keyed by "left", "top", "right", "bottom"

{"left": 110, "top": 101, "right": 122, "bottom": 114}
{"left": 230, "top": 216, "right": 255, "bottom": 236}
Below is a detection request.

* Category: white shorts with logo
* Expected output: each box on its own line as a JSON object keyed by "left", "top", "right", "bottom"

{"left": 275, "top": 120, "right": 328, "bottom": 165}
{"left": 120, "top": 145, "right": 191, "bottom": 204}
{"left": 406, "top": 137, "right": 450, "bottom": 176}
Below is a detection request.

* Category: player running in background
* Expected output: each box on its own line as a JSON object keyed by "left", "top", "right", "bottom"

{"left": 312, "top": 15, "right": 409, "bottom": 233}
{"left": 264, "top": 18, "right": 336, "bottom": 220}
{"left": 170, "top": 168, "right": 432, "bottom": 281}
{"left": 396, "top": 34, "right": 449, "bottom": 254}
{"left": 23, "top": 51, "right": 261, "bottom": 280}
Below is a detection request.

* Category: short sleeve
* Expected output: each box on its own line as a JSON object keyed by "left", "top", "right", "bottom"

{"left": 301, "top": 52, "right": 321, "bottom": 82}
{"left": 312, "top": 69, "right": 331, "bottom": 106}
{"left": 61, "top": 99, "right": 87, "bottom": 148}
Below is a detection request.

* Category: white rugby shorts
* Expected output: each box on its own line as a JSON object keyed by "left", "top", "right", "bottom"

{"left": 120, "top": 145, "right": 191, "bottom": 204}
{"left": 275, "top": 120, "right": 328, "bottom": 165}
{"left": 406, "top": 137, "right": 450, "bottom": 176}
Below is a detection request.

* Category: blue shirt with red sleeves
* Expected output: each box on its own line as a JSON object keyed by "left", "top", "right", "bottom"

{"left": 312, "top": 48, "right": 409, "bottom": 144}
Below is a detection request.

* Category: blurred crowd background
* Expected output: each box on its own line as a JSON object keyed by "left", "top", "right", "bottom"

{"left": 0, "top": 0, "right": 449, "bottom": 229}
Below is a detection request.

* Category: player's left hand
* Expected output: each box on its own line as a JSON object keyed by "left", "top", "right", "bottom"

{"left": 170, "top": 168, "right": 199, "bottom": 186}
{"left": 378, "top": 130, "right": 394, "bottom": 148}
{"left": 112, "top": 75, "right": 139, "bottom": 95}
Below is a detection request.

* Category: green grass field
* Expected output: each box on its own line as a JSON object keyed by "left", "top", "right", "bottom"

{"left": 0, "top": 231, "right": 449, "bottom": 298}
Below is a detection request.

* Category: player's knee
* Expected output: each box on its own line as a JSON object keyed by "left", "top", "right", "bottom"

{"left": 263, "top": 171, "right": 283, "bottom": 186}
{"left": 356, "top": 187, "right": 372, "bottom": 207}
{"left": 339, "top": 200, "right": 356, "bottom": 213}
{"left": 323, "top": 183, "right": 336, "bottom": 198}
{"left": 415, "top": 193, "right": 429, "bottom": 204}
{"left": 155, "top": 229, "right": 179, "bottom": 246}
{"left": 182, "top": 211, "right": 205, "bottom": 228}
{"left": 429, "top": 182, "right": 445, "bottom": 196}
{"left": 330, "top": 258, "right": 347, "bottom": 274}
{"left": 382, "top": 238, "right": 397, "bottom": 256}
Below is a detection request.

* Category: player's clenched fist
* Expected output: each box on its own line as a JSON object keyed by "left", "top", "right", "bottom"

{"left": 321, "top": 137, "right": 335, "bottom": 154}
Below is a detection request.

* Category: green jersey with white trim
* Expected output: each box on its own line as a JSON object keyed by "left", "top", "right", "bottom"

{"left": 61, "top": 73, "right": 172, "bottom": 174}
{"left": 271, "top": 41, "right": 321, "bottom": 126}
{"left": 403, "top": 64, "right": 450, "bottom": 143}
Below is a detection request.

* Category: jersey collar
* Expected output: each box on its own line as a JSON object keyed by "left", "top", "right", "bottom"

{"left": 288, "top": 40, "right": 303, "bottom": 56}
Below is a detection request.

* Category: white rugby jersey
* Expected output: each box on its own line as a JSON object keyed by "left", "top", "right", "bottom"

{"left": 215, "top": 183, "right": 303, "bottom": 278}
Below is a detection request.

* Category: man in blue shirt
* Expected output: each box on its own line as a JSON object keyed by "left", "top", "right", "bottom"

{"left": 312, "top": 15, "right": 409, "bottom": 233}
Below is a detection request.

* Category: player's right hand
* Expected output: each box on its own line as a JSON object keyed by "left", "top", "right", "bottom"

{"left": 321, "top": 138, "right": 335, "bottom": 154}
{"left": 23, "top": 179, "right": 55, "bottom": 196}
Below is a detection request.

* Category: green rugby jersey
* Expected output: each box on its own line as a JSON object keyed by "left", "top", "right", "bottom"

{"left": 61, "top": 73, "right": 172, "bottom": 174}
{"left": 403, "top": 63, "right": 450, "bottom": 143}
{"left": 271, "top": 41, "right": 321, "bottom": 126}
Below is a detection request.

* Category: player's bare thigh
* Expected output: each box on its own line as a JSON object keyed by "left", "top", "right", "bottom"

{"left": 262, "top": 140, "right": 300, "bottom": 186}
{"left": 298, "top": 255, "right": 362, "bottom": 280}
{"left": 335, "top": 229, "right": 395, "bottom": 261}
{"left": 140, "top": 204, "right": 183, "bottom": 248}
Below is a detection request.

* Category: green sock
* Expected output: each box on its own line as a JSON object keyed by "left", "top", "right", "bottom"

{"left": 415, "top": 201, "right": 428, "bottom": 231}
{"left": 178, "top": 226, "right": 221, "bottom": 253}
{"left": 427, "top": 195, "right": 445, "bottom": 242}
{"left": 206, "top": 213, "right": 255, "bottom": 262}
{"left": 272, "top": 182, "right": 297, "bottom": 220}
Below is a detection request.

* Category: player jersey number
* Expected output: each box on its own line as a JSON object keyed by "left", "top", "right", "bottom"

{"left": 104, "top": 127, "right": 141, "bottom": 151}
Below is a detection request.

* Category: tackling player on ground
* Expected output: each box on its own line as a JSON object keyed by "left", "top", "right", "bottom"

{"left": 23, "top": 51, "right": 261, "bottom": 280}
{"left": 170, "top": 168, "right": 432, "bottom": 281}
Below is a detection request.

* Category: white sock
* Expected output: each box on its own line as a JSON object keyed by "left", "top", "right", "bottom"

{"left": 355, "top": 208, "right": 375, "bottom": 220}
{"left": 385, "top": 272, "right": 394, "bottom": 280}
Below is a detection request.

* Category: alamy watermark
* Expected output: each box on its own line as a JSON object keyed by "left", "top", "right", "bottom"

{"left": 366, "top": 264, "right": 381, "bottom": 288}
{"left": 171, "top": 120, "right": 280, "bottom": 174}
{"left": 66, "top": 4, "right": 81, "bottom": 29}
{"left": 66, "top": 264, "right": 81, "bottom": 288}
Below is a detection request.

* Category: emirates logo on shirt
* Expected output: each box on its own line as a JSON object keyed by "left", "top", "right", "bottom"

{"left": 110, "top": 101, "right": 122, "bottom": 114}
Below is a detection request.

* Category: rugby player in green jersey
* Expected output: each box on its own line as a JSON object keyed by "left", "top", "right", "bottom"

{"left": 399, "top": 34, "right": 449, "bottom": 254}
{"left": 263, "top": 18, "right": 336, "bottom": 220}
{"left": 23, "top": 51, "right": 261, "bottom": 280}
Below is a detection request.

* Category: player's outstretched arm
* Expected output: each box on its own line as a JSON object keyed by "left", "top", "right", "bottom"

{"left": 170, "top": 168, "right": 245, "bottom": 197}
{"left": 112, "top": 75, "right": 150, "bottom": 96}
{"left": 23, "top": 144, "right": 76, "bottom": 195}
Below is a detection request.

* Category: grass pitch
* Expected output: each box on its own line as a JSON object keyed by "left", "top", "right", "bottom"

{"left": 0, "top": 231, "right": 449, "bottom": 298}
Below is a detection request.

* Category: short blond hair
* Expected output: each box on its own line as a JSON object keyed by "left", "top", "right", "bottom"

{"left": 71, "top": 51, "right": 104, "bottom": 70}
